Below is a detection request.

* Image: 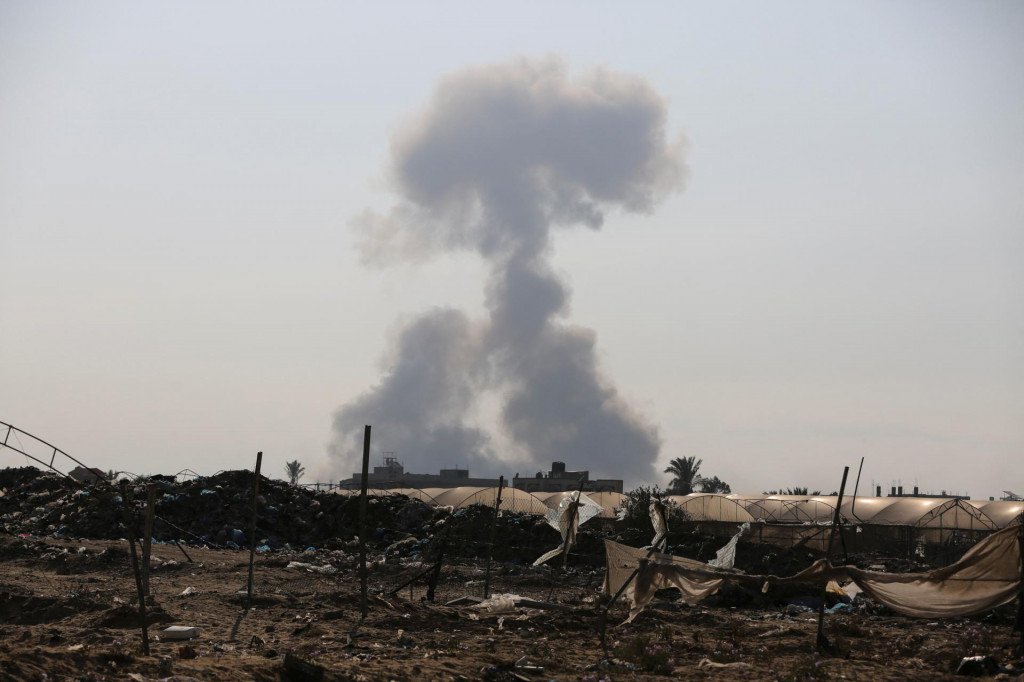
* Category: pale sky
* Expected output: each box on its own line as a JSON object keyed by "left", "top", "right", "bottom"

{"left": 1, "top": 1, "right": 1021, "bottom": 497}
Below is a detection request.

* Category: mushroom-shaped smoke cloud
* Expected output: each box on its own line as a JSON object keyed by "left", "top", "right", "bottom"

{"left": 331, "top": 57, "right": 686, "bottom": 484}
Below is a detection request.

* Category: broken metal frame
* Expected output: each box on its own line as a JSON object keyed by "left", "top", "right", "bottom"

{"left": 0, "top": 420, "right": 94, "bottom": 485}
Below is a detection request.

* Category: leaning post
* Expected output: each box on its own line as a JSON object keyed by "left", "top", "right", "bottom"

{"left": 246, "top": 451, "right": 262, "bottom": 610}
{"left": 359, "top": 425, "right": 372, "bottom": 619}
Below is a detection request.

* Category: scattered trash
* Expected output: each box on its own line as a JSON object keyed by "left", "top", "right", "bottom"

{"left": 177, "top": 644, "right": 197, "bottom": 659}
{"left": 956, "top": 655, "right": 999, "bottom": 677}
{"left": 514, "top": 655, "right": 543, "bottom": 672}
{"left": 285, "top": 561, "right": 337, "bottom": 574}
{"left": 697, "top": 657, "right": 752, "bottom": 670}
{"left": 178, "top": 586, "right": 197, "bottom": 597}
{"left": 476, "top": 594, "right": 522, "bottom": 614}
{"left": 160, "top": 625, "right": 200, "bottom": 641}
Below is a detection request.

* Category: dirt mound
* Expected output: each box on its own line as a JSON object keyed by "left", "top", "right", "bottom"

{"left": 0, "top": 593, "right": 105, "bottom": 625}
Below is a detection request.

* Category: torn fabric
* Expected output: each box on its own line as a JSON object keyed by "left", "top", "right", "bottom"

{"left": 605, "top": 524, "right": 1022, "bottom": 622}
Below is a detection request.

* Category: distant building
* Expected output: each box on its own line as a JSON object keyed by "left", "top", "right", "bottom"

{"left": 342, "top": 455, "right": 498, "bottom": 490}
{"left": 340, "top": 456, "right": 623, "bottom": 494}
{"left": 875, "top": 484, "right": 968, "bottom": 500}
{"left": 512, "top": 461, "right": 623, "bottom": 494}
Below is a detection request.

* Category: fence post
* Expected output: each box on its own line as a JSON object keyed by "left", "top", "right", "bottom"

{"left": 359, "top": 425, "right": 372, "bottom": 619}
{"left": 119, "top": 482, "right": 150, "bottom": 656}
{"left": 246, "top": 451, "right": 262, "bottom": 610}
{"left": 142, "top": 485, "right": 156, "bottom": 597}
{"left": 816, "top": 466, "right": 849, "bottom": 653}
{"left": 1017, "top": 517, "right": 1023, "bottom": 655}
{"left": 427, "top": 522, "right": 451, "bottom": 603}
{"left": 561, "top": 478, "right": 586, "bottom": 570}
{"left": 483, "top": 476, "right": 505, "bottom": 599}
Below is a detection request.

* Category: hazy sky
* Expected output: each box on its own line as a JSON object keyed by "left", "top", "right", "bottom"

{"left": 1, "top": 1, "right": 1021, "bottom": 497}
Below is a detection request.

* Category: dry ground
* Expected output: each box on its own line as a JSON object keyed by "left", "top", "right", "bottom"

{"left": 0, "top": 536, "right": 1021, "bottom": 681}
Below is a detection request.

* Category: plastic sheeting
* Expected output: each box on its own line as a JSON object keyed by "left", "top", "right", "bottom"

{"left": 606, "top": 524, "right": 1023, "bottom": 621}
{"left": 532, "top": 493, "right": 603, "bottom": 566}
{"left": 647, "top": 499, "right": 668, "bottom": 550}
{"left": 707, "top": 522, "right": 750, "bottom": 569}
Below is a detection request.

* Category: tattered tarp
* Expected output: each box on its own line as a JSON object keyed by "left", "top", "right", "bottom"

{"left": 533, "top": 493, "right": 604, "bottom": 566}
{"left": 606, "top": 524, "right": 1022, "bottom": 622}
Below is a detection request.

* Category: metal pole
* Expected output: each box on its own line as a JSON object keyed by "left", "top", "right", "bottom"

{"left": 246, "top": 452, "right": 262, "bottom": 610}
{"left": 849, "top": 457, "right": 865, "bottom": 522}
{"left": 359, "top": 425, "right": 371, "bottom": 619}
{"left": 483, "top": 476, "right": 504, "bottom": 599}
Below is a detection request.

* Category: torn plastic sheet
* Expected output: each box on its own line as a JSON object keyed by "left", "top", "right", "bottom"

{"left": 606, "top": 524, "right": 1023, "bottom": 622}
{"left": 706, "top": 522, "right": 750, "bottom": 569}
{"left": 532, "top": 493, "right": 602, "bottom": 567}
{"left": 644, "top": 499, "right": 668, "bottom": 551}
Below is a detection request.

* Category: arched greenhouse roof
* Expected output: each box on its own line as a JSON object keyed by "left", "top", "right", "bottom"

{"left": 386, "top": 488, "right": 442, "bottom": 505}
{"left": 539, "top": 491, "right": 626, "bottom": 518}
{"left": 868, "top": 498, "right": 996, "bottom": 530}
{"left": 838, "top": 497, "right": 899, "bottom": 523}
{"left": 666, "top": 493, "right": 755, "bottom": 523}
{"left": 431, "top": 487, "right": 487, "bottom": 507}
{"left": 452, "top": 487, "right": 550, "bottom": 515}
{"left": 966, "top": 500, "right": 1024, "bottom": 528}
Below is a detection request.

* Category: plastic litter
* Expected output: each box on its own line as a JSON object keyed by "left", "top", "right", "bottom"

{"left": 286, "top": 561, "right": 337, "bottom": 574}
{"left": 698, "top": 658, "right": 752, "bottom": 670}
{"left": 956, "top": 655, "right": 999, "bottom": 677}
{"left": 474, "top": 594, "right": 522, "bottom": 614}
{"left": 160, "top": 625, "right": 200, "bottom": 641}
{"left": 514, "top": 655, "right": 543, "bottom": 672}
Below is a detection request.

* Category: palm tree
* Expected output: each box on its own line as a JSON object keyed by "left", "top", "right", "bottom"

{"left": 284, "top": 460, "right": 305, "bottom": 486}
{"left": 699, "top": 475, "right": 731, "bottom": 494}
{"left": 664, "top": 456, "right": 703, "bottom": 495}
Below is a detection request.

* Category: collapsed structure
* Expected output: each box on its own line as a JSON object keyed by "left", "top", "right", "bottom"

{"left": 606, "top": 523, "right": 1023, "bottom": 623}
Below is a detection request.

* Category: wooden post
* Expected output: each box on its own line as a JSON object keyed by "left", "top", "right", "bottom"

{"left": 246, "top": 451, "right": 262, "bottom": 610}
{"left": 119, "top": 482, "right": 150, "bottom": 656}
{"left": 426, "top": 522, "right": 451, "bottom": 604}
{"left": 816, "top": 466, "right": 849, "bottom": 653}
{"left": 359, "top": 425, "right": 371, "bottom": 619}
{"left": 483, "top": 476, "right": 504, "bottom": 599}
{"left": 142, "top": 485, "right": 156, "bottom": 597}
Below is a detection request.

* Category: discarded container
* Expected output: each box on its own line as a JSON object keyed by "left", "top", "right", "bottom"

{"left": 160, "top": 626, "right": 200, "bottom": 641}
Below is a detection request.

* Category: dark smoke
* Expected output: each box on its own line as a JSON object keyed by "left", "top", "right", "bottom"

{"left": 331, "top": 57, "right": 685, "bottom": 484}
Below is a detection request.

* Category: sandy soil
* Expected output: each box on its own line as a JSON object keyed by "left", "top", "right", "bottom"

{"left": 0, "top": 535, "right": 1022, "bottom": 681}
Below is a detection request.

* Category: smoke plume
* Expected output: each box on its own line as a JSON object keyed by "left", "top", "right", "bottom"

{"left": 331, "top": 57, "right": 685, "bottom": 483}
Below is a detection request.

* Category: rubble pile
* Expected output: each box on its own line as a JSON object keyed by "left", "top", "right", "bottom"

{"left": 0, "top": 467, "right": 446, "bottom": 551}
{"left": 2, "top": 466, "right": 850, "bottom": 578}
